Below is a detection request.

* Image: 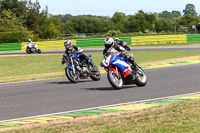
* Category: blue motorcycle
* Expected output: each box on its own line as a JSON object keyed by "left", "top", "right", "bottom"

{"left": 100, "top": 52, "right": 147, "bottom": 89}
{"left": 62, "top": 51, "right": 101, "bottom": 83}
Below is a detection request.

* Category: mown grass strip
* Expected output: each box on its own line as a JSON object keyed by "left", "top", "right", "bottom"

{"left": 145, "top": 99, "right": 190, "bottom": 105}
{"left": 1, "top": 51, "right": 200, "bottom": 83}
{"left": 72, "top": 112, "right": 100, "bottom": 116}
{"left": 55, "top": 113, "right": 88, "bottom": 117}
{"left": 78, "top": 109, "right": 122, "bottom": 114}
{"left": 3, "top": 98, "right": 200, "bottom": 132}
{"left": 0, "top": 124, "right": 20, "bottom": 127}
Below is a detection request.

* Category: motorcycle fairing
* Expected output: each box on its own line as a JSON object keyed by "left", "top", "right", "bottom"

{"left": 113, "top": 60, "right": 131, "bottom": 78}
{"left": 101, "top": 53, "right": 113, "bottom": 67}
{"left": 108, "top": 68, "right": 118, "bottom": 75}
{"left": 71, "top": 54, "right": 82, "bottom": 60}
{"left": 66, "top": 66, "right": 73, "bottom": 70}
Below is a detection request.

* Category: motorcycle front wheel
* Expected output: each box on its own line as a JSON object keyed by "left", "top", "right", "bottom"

{"left": 90, "top": 66, "right": 101, "bottom": 81}
{"left": 37, "top": 49, "right": 41, "bottom": 54}
{"left": 65, "top": 68, "right": 78, "bottom": 83}
{"left": 26, "top": 49, "right": 31, "bottom": 54}
{"left": 107, "top": 69, "right": 123, "bottom": 90}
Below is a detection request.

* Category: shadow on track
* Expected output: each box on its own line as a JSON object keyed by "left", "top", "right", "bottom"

{"left": 81, "top": 85, "right": 137, "bottom": 91}
{"left": 49, "top": 80, "right": 94, "bottom": 84}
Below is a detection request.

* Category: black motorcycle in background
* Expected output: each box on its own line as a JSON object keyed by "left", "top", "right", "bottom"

{"left": 61, "top": 50, "right": 101, "bottom": 83}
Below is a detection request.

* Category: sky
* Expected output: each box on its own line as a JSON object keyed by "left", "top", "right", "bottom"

{"left": 32, "top": 0, "right": 200, "bottom": 17}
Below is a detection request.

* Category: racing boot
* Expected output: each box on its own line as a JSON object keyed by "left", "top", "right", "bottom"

{"left": 128, "top": 58, "right": 140, "bottom": 79}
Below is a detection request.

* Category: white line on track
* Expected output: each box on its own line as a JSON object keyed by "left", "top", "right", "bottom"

{"left": 0, "top": 91, "right": 200, "bottom": 123}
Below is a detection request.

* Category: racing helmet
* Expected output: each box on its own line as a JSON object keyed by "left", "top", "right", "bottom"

{"left": 64, "top": 40, "right": 72, "bottom": 49}
{"left": 28, "top": 39, "right": 32, "bottom": 43}
{"left": 104, "top": 37, "right": 114, "bottom": 49}
{"left": 115, "top": 38, "right": 119, "bottom": 42}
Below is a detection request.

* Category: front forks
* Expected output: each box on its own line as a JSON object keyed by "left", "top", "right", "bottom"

{"left": 70, "top": 57, "right": 76, "bottom": 75}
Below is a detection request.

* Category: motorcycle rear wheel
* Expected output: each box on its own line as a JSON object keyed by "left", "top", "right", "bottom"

{"left": 135, "top": 67, "right": 147, "bottom": 87}
{"left": 107, "top": 69, "right": 123, "bottom": 90}
{"left": 65, "top": 68, "right": 78, "bottom": 83}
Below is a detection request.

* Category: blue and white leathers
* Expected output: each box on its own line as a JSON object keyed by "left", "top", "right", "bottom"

{"left": 100, "top": 52, "right": 133, "bottom": 78}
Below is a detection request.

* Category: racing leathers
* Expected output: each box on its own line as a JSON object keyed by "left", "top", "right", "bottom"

{"left": 27, "top": 41, "right": 33, "bottom": 49}
{"left": 103, "top": 42, "right": 139, "bottom": 71}
{"left": 62, "top": 45, "right": 92, "bottom": 65}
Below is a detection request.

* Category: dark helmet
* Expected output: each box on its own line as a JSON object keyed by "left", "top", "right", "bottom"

{"left": 115, "top": 38, "right": 119, "bottom": 42}
{"left": 104, "top": 37, "right": 114, "bottom": 49}
{"left": 64, "top": 40, "right": 72, "bottom": 49}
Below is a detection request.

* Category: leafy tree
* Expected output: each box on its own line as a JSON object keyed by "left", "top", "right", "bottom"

{"left": 126, "top": 10, "right": 156, "bottom": 32}
{"left": 178, "top": 15, "right": 198, "bottom": 25}
{"left": 0, "top": 0, "right": 48, "bottom": 38}
{"left": 111, "top": 12, "right": 126, "bottom": 23}
{"left": 171, "top": 11, "right": 181, "bottom": 18}
{"left": 0, "top": 0, "right": 27, "bottom": 18}
{"left": 52, "top": 14, "right": 73, "bottom": 23}
{"left": 111, "top": 12, "right": 127, "bottom": 32}
{"left": 40, "top": 17, "right": 60, "bottom": 39}
{"left": 62, "top": 16, "right": 115, "bottom": 34}
{"left": 27, "top": 0, "right": 48, "bottom": 37}
{"left": 0, "top": 9, "right": 26, "bottom": 32}
{"left": 158, "top": 11, "right": 172, "bottom": 19}
{"left": 183, "top": 4, "right": 197, "bottom": 16}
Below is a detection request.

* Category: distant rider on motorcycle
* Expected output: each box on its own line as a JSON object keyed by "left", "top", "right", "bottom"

{"left": 62, "top": 40, "right": 93, "bottom": 65}
{"left": 103, "top": 37, "right": 139, "bottom": 72}
{"left": 27, "top": 39, "right": 37, "bottom": 49}
{"left": 27, "top": 39, "right": 33, "bottom": 49}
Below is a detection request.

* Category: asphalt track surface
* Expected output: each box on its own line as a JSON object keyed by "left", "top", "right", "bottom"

{"left": 0, "top": 63, "right": 200, "bottom": 121}
{"left": 1, "top": 46, "right": 200, "bottom": 55}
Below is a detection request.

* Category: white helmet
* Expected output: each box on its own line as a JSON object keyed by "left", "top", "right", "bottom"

{"left": 28, "top": 39, "right": 32, "bottom": 43}
{"left": 104, "top": 37, "right": 114, "bottom": 49}
{"left": 64, "top": 40, "right": 72, "bottom": 49}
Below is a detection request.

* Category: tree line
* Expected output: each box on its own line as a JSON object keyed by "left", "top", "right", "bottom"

{"left": 0, "top": 0, "right": 199, "bottom": 43}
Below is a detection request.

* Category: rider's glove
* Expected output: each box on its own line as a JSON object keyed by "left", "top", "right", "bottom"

{"left": 119, "top": 52, "right": 126, "bottom": 56}
{"left": 61, "top": 57, "right": 65, "bottom": 65}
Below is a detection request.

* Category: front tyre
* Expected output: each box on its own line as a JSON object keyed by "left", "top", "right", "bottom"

{"left": 65, "top": 68, "right": 78, "bottom": 83}
{"left": 26, "top": 49, "right": 31, "bottom": 54}
{"left": 37, "top": 49, "right": 41, "bottom": 54}
{"left": 107, "top": 69, "right": 123, "bottom": 90}
{"left": 135, "top": 67, "right": 147, "bottom": 87}
{"left": 90, "top": 68, "right": 101, "bottom": 81}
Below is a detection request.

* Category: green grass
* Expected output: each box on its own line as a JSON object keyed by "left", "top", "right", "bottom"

{"left": 0, "top": 51, "right": 200, "bottom": 81}
{"left": 131, "top": 42, "right": 200, "bottom": 47}
{"left": 2, "top": 98, "right": 200, "bottom": 133}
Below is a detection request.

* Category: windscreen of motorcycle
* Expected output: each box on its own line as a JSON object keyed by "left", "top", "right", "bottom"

{"left": 33, "top": 44, "right": 38, "bottom": 48}
{"left": 107, "top": 47, "right": 120, "bottom": 56}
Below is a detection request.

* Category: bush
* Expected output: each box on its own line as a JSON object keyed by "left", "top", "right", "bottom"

{"left": 0, "top": 31, "right": 38, "bottom": 43}
{"left": 105, "top": 30, "right": 121, "bottom": 37}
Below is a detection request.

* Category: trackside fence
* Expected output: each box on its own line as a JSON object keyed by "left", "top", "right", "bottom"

{"left": 0, "top": 43, "right": 21, "bottom": 51}
{"left": 0, "top": 34, "right": 200, "bottom": 52}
